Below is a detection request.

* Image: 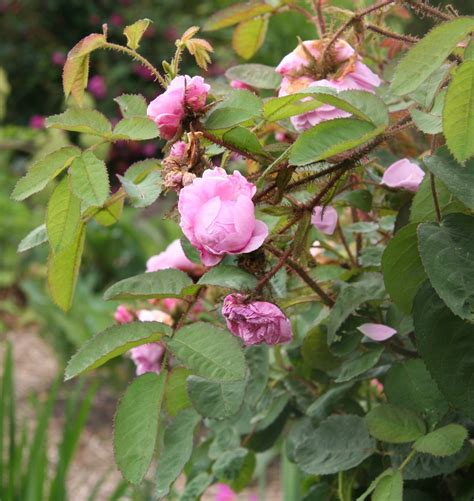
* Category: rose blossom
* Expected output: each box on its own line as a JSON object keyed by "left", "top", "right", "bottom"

{"left": 169, "top": 140, "right": 188, "bottom": 158}
{"left": 146, "top": 239, "right": 200, "bottom": 274}
{"left": 178, "top": 168, "right": 268, "bottom": 266}
{"left": 29, "top": 115, "right": 45, "bottom": 129}
{"left": 381, "top": 158, "right": 425, "bottom": 192}
{"left": 88, "top": 75, "right": 107, "bottom": 99}
{"left": 147, "top": 75, "right": 210, "bottom": 140}
{"left": 114, "top": 305, "right": 134, "bottom": 324}
{"left": 222, "top": 294, "right": 293, "bottom": 346}
{"left": 311, "top": 206, "right": 338, "bottom": 235}
{"left": 276, "top": 39, "right": 381, "bottom": 131}
{"left": 357, "top": 323, "right": 397, "bottom": 341}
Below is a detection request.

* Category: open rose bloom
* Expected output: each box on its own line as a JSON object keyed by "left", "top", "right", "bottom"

{"left": 178, "top": 168, "right": 268, "bottom": 266}
{"left": 276, "top": 39, "right": 381, "bottom": 131}
{"left": 146, "top": 239, "right": 201, "bottom": 274}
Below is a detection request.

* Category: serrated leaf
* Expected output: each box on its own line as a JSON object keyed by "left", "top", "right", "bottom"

{"left": 302, "top": 327, "right": 341, "bottom": 373}
{"left": 69, "top": 151, "right": 109, "bottom": 209}
{"left": 295, "top": 415, "right": 375, "bottom": 475}
{"left": 414, "top": 282, "right": 474, "bottom": 418}
{"left": 222, "top": 126, "right": 267, "bottom": 157}
{"left": 382, "top": 223, "right": 427, "bottom": 314}
{"left": 418, "top": 213, "right": 474, "bottom": 321}
{"left": 164, "top": 368, "right": 193, "bottom": 417}
{"left": 335, "top": 345, "right": 384, "bottom": 383}
{"left": 413, "top": 424, "right": 467, "bottom": 457}
{"left": 198, "top": 264, "right": 257, "bottom": 290}
{"left": 65, "top": 321, "right": 171, "bottom": 379}
{"left": 443, "top": 60, "right": 474, "bottom": 163}
{"left": 263, "top": 93, "right": 326, "bottom": 122}
{"left": 114, "top": 372, "right": 166, "bottom": 484}
{"left": 373, "top": 470, "right": 403, "bottom": 501}
{"left": 112, "top": 117, "right": 159, "bottom": 141}
{"left": 411, "top": 108, "right": 442, "bottom": 134}
{"left": 232, "top": 16, "right": 268, "bottom": 60}
{"left": 424, "top": 146, "right": 474, "bottom": 209}
{"left": 46, "top": 177, "right": 82, "bottom": 253}
{"left": 180, "top": 473, "right": 212, "bottom": 501}
{"left": 366, "top": 404, "right": 426, "bottom": 443}
{"left": 124, "top": 158, "right": 161, "bottom": 182}
{"left": 94, "top": 196, "right": 124, "bottom": 227}
{"left": 187, "top": 376, "right": 246, "bottom": 418}
{"left": 103, "top": 268, "right": 195, "bottom": 301}
{"left": 12, "top": 146, "right": 81, "bottom": 201}
{"left": 212, "top": 448, "right": 251, "bottom": 483}
{"left": 391, "top": 17, "right": 474, "bottom": 95}
{"left": 167, "top": 322, "right": 246, "bottom": 381}
{"left": 46, "top": 108, "right": 112, "bottom": 137}
{"left": 289, "top": 118, "right": 379, "bottom": 166}
{"left": 155, "top": 408, "right": 201, "bottom": 497}
{"left": 306, "top": 382, "right": 354, "bottom": 421}
{"left": 204, "top": 1, "right": 274, "bottom": 31}
{"left": 114, "top": 94, "right": 148, "bottom": 118}
{"left": 225, "top": 64, "right": 281, "bottom": 89}
{"left": 123, "top": 18, "right": 151, "bottom": 50}
{"left": 47, "top": 223, "right": 85, "bottom": 311}
{"left": 118, "top": 171, "right": 162, "bottom": 208}
{"left": 17, "top": 224, "right": 48, "bottom": 253}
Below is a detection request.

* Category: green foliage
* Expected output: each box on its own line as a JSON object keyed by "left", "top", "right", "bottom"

{"left": 46, "top": 108, "right": 112, "bottom": 137}
{"left": 114, "top": 372, "right": 166, "bottom": 484}
{"left": 413, "top": 424, "right": 467, "bottom": 457}
{"left": 164, "top": 368, "right": 193, "bottom": 417}
{"left": 222, "top": 126, "right": 267, "bottom": 157}
{"left": 198, "top": 264, "right": 258, "bottom": 290}
{"left": 225, "top": 64, "right": 281, "bottom": 89}
{"left": 372, "top": 470, "right": 403, "bottom": 501}
{"left": 17, "top": 224, "right": 47, "bottom": 253}
{"left": 118, "top": 171, "right": 162, "bottom": 208}
{"left": 232, "top": 16, "right": 268, "bottom": 60}
{"left": 112, "top": 117, "right": 159, "bottom": 141}
{"left": 114, "top": 94, "right": 148, "bottom": 118}
{"left": 204, "top": 1, "right": 274, "bottom": 30}
{"left": 123, "top": 19, "right": 152, "bottom": 51}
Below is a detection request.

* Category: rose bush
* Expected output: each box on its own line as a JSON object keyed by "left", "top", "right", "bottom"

{"left": 12, "top": 1, "right": 474, "bottom": 499}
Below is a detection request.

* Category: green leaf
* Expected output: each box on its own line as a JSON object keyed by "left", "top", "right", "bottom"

{"left": 118, "top": 171, "right": 162, "bottom": 208}
{"left": 390, "top": 17, "right": 474, "bottom": 95}
{"left": 155, "top": 408, "right": 201, "bottom": 498}
{"left": 289, "top": 118, "right": 379, "bottom": 166}
{"left": 424, "top": 146, "right": 474, "bottom": 209}
{"left": 47, "top": 224, "right": 85, "bottom": 311}
{"left": 198, "top": 265, "right": 257, "bottom": 290}
{"left": 418, "top": 213, "right": 474, "bottom": 321}
{"left": 295, "top": 415, "right": 375, "bottom": 475}
{"left": 17, "top": 224, "right": 47, "bottom": 253}
{"left": 187, "top": 376, "right": 246, "bottom": 419}
{"left": 410, "top": 63, "right": 450, "bottom": 109}
{"left": 302, "top": 327, "right": 341, "bottom": 372}
{"left": 384, "top": 360, "right": 448, "bottom": 425}
{"left": 204, "top": 1, "right": 274, "bottom": 30}
{"left": 337, "top": 189, "right": 373, "bottom": 212}
{"left": 225, "top": 64, "right": 281, "bottom": 89}
{"left": 205, "top": 89, "right": 262, "bottom": 129}
{"left": 335, "top": 345, "right": 384, "bottom": 383}
{"left": 114, "top": 94, "right": 148, "bottom": 118}
{"left": 356, "top": 469, "right": 395, "bottom": 501}
{"left": 46, "top": 177, "right": 82, "bottom": 253}
{"left": 373, "top": 470, "right": 403, "bottom": 501}
{"left": 366, "top": 404, "right": 426, "bottom": 443}
{"left": 180, "top": 235, "right": 202, "bottom": 265}
{"left": 382, "top": 223, "right": 427, "bottom": 314}
{"left": 180, "top": 473, "right": 212, "bottom": 501}
{"left": 413, "top": 424, "right": 467, "bottom": 457}
{"left": 167, "top": 322, "right": 246, "bottom": 381}
{"left": 411, "top": 108, "right": 442, "bottom": 134}
{"left": 212, "top": 448, "right": 251, "bottom": 483}
{"left": 114, "top": 372, "right": 166, "bottom": 484}
{"left": 46, "top": 108, "right": 112, "bottom": 137}
{"left": 103, "top": 269, "right": 195, "bottom": 301}
{"left": 11, "top": 146, "right": 81, "bottom": 201}
{"left": 65, "top": 321, "right": 171, "bottom": 379}
{"left": 232, "top": 16, "right": 268, "bottom": 60}
{"left": 222, "top": 127, "right": 267, "bottom": 157}
{"left": 244, "top": 345, "right": 269, "bottom": 405}
{"left": 124, "top": 158, "right": 161, "bottom": 182}
{"left": 263, "top": 93, "right": 325, "bottom": 122}
{"left": 443, "top": 60, "right": 474, "bottom": 163}
{"left": 93, "top": 196, "right": 124, "bottom": 227}
{"left": 123, "top": 19, "right": 151, "bottom": 50}
{"left": 69, "top": 151, "right": 109, "bottom": 209}
{"left": 410, "top": 176, "right": 465, "bottom": 223}
{"left": 164, "top": 368, "right": 193, "bottom": 417}
{"left": 414, "top": 281, "right": 474, "bottom": 418}
{"left": 112, "top": 117, "right": 159, "bottom": 141}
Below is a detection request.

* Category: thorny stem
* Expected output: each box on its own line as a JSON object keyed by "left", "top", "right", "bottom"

{"left": 366, "top": 24, "right": 419, "bottom": 43}
{"left": 255, "top": 247, "right": 293, "bottom": 293}
{"left": 174, "top": 287, "right": 205, "bottom": 332}
{"left": 430, "top": 173, "right": 442, "bottom": 223}
{"left": 103, "top": 42, "right": 167, "bottom": 88}
{"left": 337, "top": 221, "right": 358, "bottom": 267}
{"left": 312, "top": 0, "right": 327, "bottom": 37}
{"left": 403, "top": 0, "right": 453, "bottom": 21}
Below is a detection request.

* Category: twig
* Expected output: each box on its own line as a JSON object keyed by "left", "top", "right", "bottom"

{"left": 430, "top": 173, "right": 441, "bottom": 223}
{"left": 366, "top": 24, "right": 419, "bottom": 43}
{"left": 403, "top": 0, "right": 453, "bottom": 21}
{"left": 336, "top": 221, "right": 358, "bottom": 267}
{"left": 174, "top": 287, "right": 204, "bottom": 332}
{"left": 255, "top": 247, "right": 292, "bottom": 292}
{"left": 312, "top": 0, "right": 327, "bottom": 37}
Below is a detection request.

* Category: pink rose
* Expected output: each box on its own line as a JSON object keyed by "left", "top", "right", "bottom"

{"left": 51, "top": 51, "right": 66, "bottom": 66}
{"left": 88, "top": 75, "right": 107, "bottom": 99}
{"left": 178, "top": 168, "right": 268, "bottom": 266}
{"left": 276, "top": 40, "right": 381, "bottom": 131}
{"left": 169, "top": 140, "right": 187, "bottom": 158}
{"left": 222, "top": 294, "right": 293, "bottom": 346}
{"left": 357, "top": 323, "right": 397, "bottom": 341}
{"left": 230, "top": 80, "right": 252, "bottom": 90}
{"left": 147, "top": 75, "right": 210, "bottom": 140}
{"left": 29, "top": 115, "right": 45, "bottom": 129}
{"left": 381, "top": 159, "right": 425, "bottom": 192}
{"left": 114, "top": 304, "right": 134, "bottom": 324}
{"left": 146, "top": 239, "right": 200, "bottom": 274}
{"left": 311, "top": 206, "right": 338, "bottom": 235}
{"left": 215, "top": 484, "right": 236, "bottom": 501}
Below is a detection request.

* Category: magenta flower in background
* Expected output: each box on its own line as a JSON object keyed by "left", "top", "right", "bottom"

{"left": 215, "top": 484, "right": 236, "bottom": 501}
{"left": 114, "top": 305, "right": 134, "bottom": 324}
{"left": 381, "top": 159, "right": 425, "bottom": 192}
{"left": 51, "top": 51, "right": 66, "bottom": 66}
{"left": 29, "top": 115, "right": 45, "bottom": 129}
{"left": 357, "top": 323, "right": 397, "bottom": 341}
{"left": 109, "top": 13, "right": 124, "bottom": 27}
{"left": 222, "top": 294, "right": 293, "bottom": 346}
{"left": 141, "top": 142, "right": 158, "bottom": 157}
{"left": 129, "top": 343, "right": 165, "bottom": 375}
{"left": 230, "top": 79, "right": 252, "bottom": 90}
{"left": 146, "top": 239, "right": 200, "bottom": 274}
{"left": 133, "top": 63, "right": 155, "bottom": 81}
{"left": 276, "top": 39, "right": 381, "bottom": 131}
{"left": 178, "top": 168, "right": 268, "bottom": 266}
{"left": 147, "top": 75, "right": 210, "bottom": 140}
{"left": 88, "top": 75, "right": 107, "bottom": 99}
{"left": 311, "top": 206, "right": 338, "bottom": 235}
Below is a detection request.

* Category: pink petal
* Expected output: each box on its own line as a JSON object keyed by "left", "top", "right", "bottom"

{"left": 357, "top": 323, "right": 397, "bottom": 341}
